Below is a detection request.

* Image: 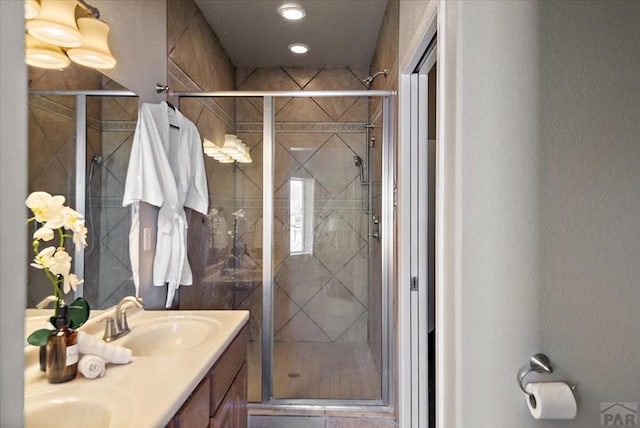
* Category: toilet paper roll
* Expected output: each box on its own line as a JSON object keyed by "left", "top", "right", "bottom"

{"left": 78, "top": 354, "right": 106, "bottom": 379}
{"left": 525, "top": 382, "right": 577, "bottom": 419}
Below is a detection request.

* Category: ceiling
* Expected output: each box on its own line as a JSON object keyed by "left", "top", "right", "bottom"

{"left": 193, "top": 0, "right": 388, "bottom": 69}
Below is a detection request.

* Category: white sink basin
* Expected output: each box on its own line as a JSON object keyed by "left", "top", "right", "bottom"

{"left": 118, "top": 316, "right": 222, "bottom": 356}
{"left": 25, "top": 386, "right": 133, "bottom": 428}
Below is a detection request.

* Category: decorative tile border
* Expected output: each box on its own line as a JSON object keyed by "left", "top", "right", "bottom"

{"left": 100, "top": 120, "right": 137, "bottom": 132}
{"left": 30, "top": 96, "right": 136, "bottom": 131}
{"left": 237, "top": 121, "right": 368, "bottom": 133}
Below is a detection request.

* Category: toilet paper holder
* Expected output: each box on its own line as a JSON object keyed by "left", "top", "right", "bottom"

{"left": 518, "top": 353, "right": 577, "bottom": 396}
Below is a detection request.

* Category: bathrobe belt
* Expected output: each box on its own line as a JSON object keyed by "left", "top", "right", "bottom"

{"left": 154, "top": 207, "right": 190, "bottom": 308}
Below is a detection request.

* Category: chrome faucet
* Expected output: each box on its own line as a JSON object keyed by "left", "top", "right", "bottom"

{"left": 103, "top": 296, "right": 143, "bottom": 342}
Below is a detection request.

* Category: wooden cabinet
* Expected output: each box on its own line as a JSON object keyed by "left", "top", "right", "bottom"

{"left": 167, "top": 326, "right": 247, "bottom": 428}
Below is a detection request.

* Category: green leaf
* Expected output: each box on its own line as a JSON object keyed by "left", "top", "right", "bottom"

{"left": 27, "top": 328, "right": 52, "bottom": 347}
{"left": 68, "top": 297, "right": 90, "bottom": 329}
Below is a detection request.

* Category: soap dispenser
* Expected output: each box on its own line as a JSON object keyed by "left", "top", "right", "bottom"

{"left": 45, "top": 302, "right": 79, "bottom": 383}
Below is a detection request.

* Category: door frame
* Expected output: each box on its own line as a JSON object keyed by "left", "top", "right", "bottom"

{"left": 398, "top": 1, "right": 460, "bottom": 426}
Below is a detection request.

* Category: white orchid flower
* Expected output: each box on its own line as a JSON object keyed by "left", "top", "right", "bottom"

{"left": 66, "top": 273, "right": 84, "bottom": 293}
{"left": 33, "top": 226, "right": 55, "bottom": 242}
{"left": 73, "top": 225, "right": 88, "bottom": 247}
{"left": 25, "top": 191, "right": 65, "bottom": 225}
{"left": 26, "top": 191, "right": 90, "bottom": 297}
{"left": 49, "top": 248, "right": 71, "bottom": 279}
{"left": 62, "top": 207, "right": 88, "bottom": 247}
{"left": 31, "top": 246, "right": 56, "bottom": 270}
{"left": 232, "top": 208, "right": 245, "bottom": 218}
{"left": 62, "top": 207, "right": 84, "bottom": 232}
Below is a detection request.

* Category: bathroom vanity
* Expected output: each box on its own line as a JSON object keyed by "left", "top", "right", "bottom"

{"left": 24, "top": 309, "right": 249, "bottom": 428}
{"left": 167, "top": 325, "right": 248, "bottom": 427}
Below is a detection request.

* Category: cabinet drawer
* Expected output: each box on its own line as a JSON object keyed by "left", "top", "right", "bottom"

{"left": 210, "top": 326, "right": 247, "bottom": 415}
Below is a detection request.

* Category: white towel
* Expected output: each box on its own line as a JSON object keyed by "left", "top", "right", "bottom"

{"left": 78, "top": 354, "right": 106, "bottom": 379}
{"left": 77, "top": 331, "right": 133, "bottom": 364}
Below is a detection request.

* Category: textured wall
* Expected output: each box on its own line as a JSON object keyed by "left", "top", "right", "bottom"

{"left": 456, "top": 2, "right": 543, "bottom": 427}
{"left": 1, "top": 2, "right": 28, "bottom": 425}
{"left": 538, "top": 2, "right": 640, "bottom": 426}
{"left": 448, "top": 2, "right": 640, "bottom": 427}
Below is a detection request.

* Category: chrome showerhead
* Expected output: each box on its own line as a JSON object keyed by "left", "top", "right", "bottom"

{"left": 363, "top": 69, "right": 388, "bottom": 88}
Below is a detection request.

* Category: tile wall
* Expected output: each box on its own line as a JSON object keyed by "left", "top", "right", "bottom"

{"left": 233, "top": 67, "right": 372, "bottom": 344}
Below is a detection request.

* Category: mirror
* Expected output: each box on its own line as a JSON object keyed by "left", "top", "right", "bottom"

{"left": 27, "top": 63, "right": 139, "bottom": 309}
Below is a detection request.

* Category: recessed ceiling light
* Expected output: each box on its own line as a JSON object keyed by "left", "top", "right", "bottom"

{"left": 278, "top": 4, "right": 306, "bottom": 21}
{"left": 289, "top": 43, "right": 309, "bottom": 55}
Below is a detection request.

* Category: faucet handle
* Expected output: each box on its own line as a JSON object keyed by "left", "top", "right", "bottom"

{"left": 102, "top": 318, "right": 118, "bottom": 342}
{"left": 118, "top": 311, "right": 131, "bottom": 335}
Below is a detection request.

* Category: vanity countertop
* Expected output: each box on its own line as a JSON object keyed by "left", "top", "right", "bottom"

{"left": 24, "top": 308, "right": 249, "bottom": 428}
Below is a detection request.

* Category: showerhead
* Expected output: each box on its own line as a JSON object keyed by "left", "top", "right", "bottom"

{"left": 88, "top": 153, "right": 103, "bottom": 183}
{"left": 363, "top": 69, "right": 388, "bottom": 88}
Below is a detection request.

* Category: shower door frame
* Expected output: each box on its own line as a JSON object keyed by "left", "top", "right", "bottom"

{"left": 175, "top": 90, "right": 395, "bottom": 410}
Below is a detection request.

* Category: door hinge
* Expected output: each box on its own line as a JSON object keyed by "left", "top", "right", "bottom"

{"left": 411, "top": 276, "right": 418, "bottom": 291}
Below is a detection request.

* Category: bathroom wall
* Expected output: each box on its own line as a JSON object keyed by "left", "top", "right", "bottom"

{"left": 0, "top": 2, "right": 27, "bottom": 425}
{"left": 439, "top": 1, "right": 640, "bottom": 427}
{"left": 368, "top": 0, "right": 399, "bottom": 377}
{"left": 234, "top": 67, "right": 371, "bottom": 344}
{"left": 453, "top": 2, "right": 543, "bottom": 426}
{"left": 90, "top": 0, "right": 167, "bottom": 103}
{"left": 537, "top": 2, "right": 640, "bottom": 426}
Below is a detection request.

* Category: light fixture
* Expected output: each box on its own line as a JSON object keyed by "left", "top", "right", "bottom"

{"left": 204, "top": 136, "right": 252, "bottom": 164}
{"left": 234, "top": 137, "right": 252, "bottom": 163}
{"left": 278, "top": 4, "right": 306, "bottom": 21}
{"left": 25, "top": 33, "right": 71, "bottom": 69}
{"left": 288, "top": 43, "right": 309, "bottom": 55}
{"left": 24, "top": 0, "right": 117, "bottom": 71}
{"left": 67, "top": 17, "right": 116, "bottom": 69}
{"left": 25, "top": 0, "right": 40, "bottom": 20}
{"left": 26, "top": 0, "right": 83, "bottom": 47}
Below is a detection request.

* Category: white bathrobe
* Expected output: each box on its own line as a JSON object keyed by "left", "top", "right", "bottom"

{"left": 123, "top": 102, "right": 208, "bottom": 307}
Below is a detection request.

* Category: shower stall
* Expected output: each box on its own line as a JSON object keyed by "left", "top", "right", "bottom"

{"left": 27, "top": 87, "right": 394, "bottom": 409}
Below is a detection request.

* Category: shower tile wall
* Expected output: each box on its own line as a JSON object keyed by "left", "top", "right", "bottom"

{"left": 166, "top": 0, "right": 238, "bottom": 309}
{"left": 234, "top": 67, "right": 371, "bottom": 344}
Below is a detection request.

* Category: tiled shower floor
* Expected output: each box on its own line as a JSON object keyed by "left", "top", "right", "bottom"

{"left": 247, "top": 341, "right": 381, "bottom": 402}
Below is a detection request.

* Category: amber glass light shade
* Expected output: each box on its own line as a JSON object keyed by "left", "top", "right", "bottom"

{"left": 25, "top": 0, "right": 40, "bottom": 20}
{"left": 25, "top": 33, "right": 70, "bottom": 69}
{"left": 67, "top": 17, "right": 116, "bottom": 69}
{"left": 26, "top": 0, "right": 82, "bottom": 48}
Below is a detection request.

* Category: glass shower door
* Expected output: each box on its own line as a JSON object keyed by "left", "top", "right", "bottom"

{"left": 270, "top": 95, "right": 383, "bottom": 401}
